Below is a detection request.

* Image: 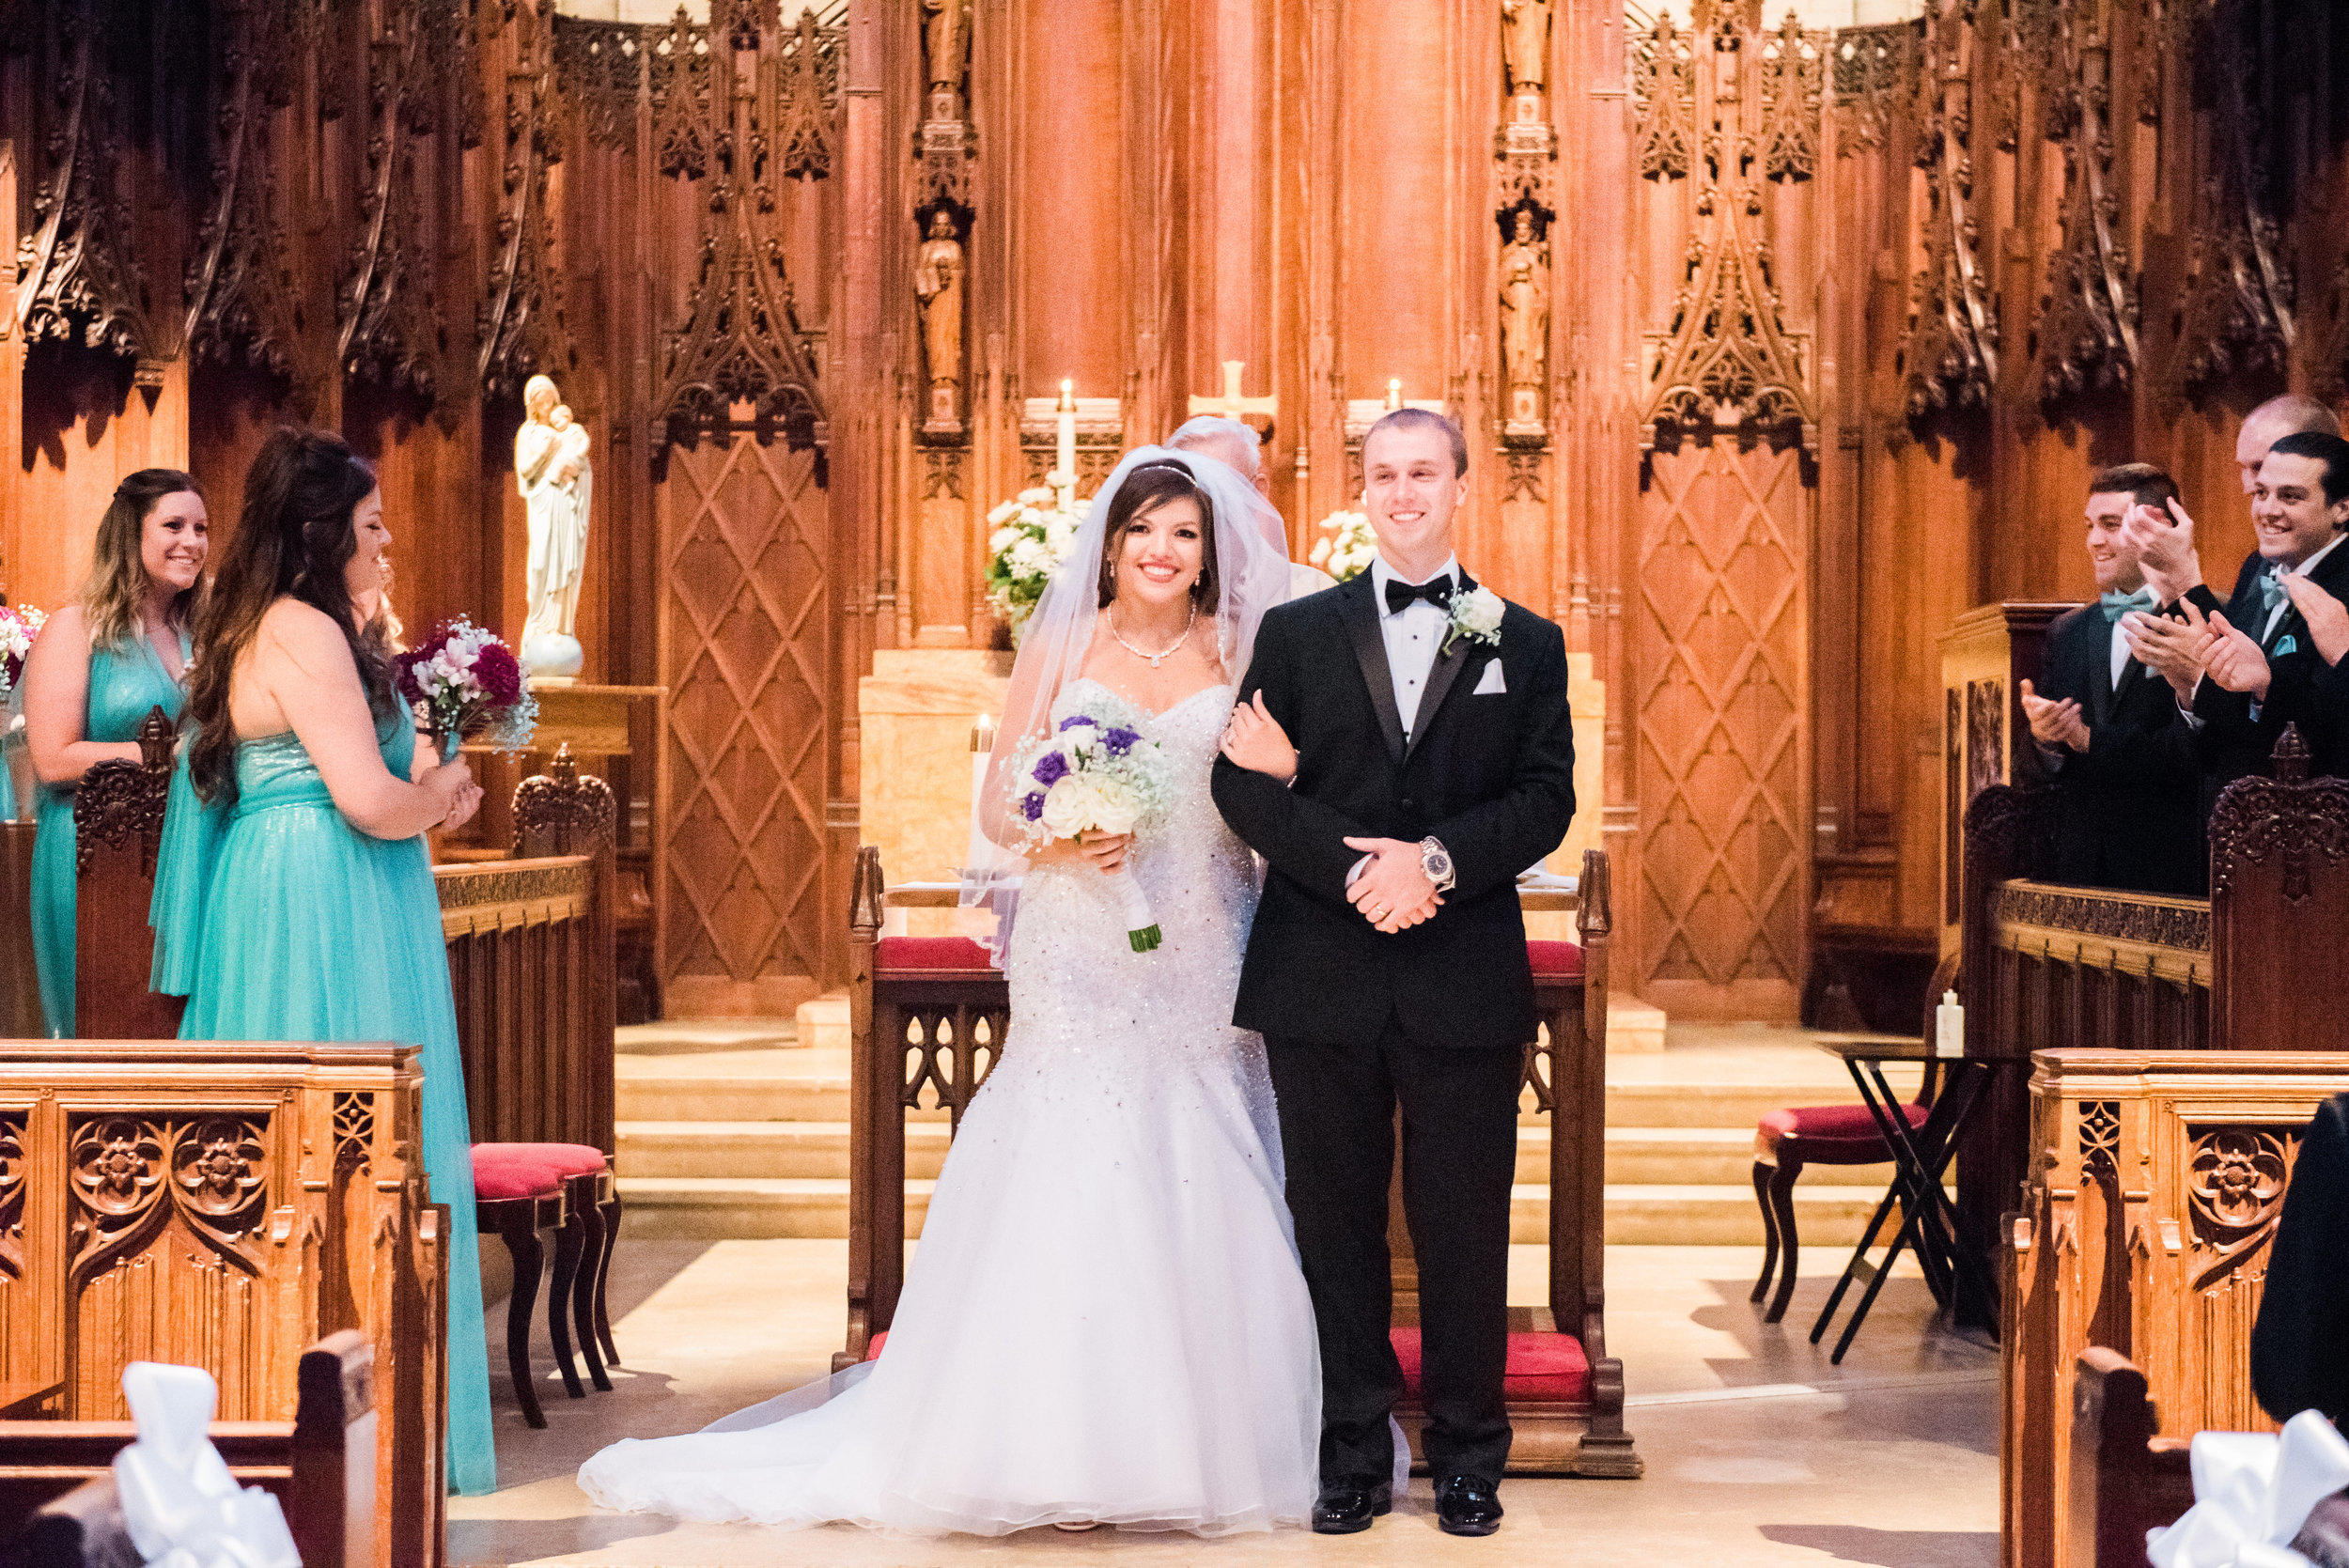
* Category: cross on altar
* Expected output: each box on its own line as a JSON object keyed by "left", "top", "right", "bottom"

{"left": 1189, "top": 360, "right": 1278, "bottom": 427}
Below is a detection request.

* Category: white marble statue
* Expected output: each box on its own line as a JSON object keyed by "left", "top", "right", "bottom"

{"left": 517, "top": 374, "right": 592, "bottom": 681}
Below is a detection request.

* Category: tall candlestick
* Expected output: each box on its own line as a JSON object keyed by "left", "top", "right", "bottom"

{"left": 1385, "top": 378, "right": 1404, "bottom": 411}
{"left": 1055, "top": 379, "right": 1077, "bottom": 512}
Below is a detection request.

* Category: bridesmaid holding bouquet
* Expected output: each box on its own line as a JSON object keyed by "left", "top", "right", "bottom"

{"left": 148, "top": 428, "right": 498, "bottom": 1493}
{"left": 18, "top": 472, "right": 208, "bottom": 1036}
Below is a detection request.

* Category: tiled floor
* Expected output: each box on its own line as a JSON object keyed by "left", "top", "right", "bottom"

{"left": 446, "top": 1239, "right": 1997, "bottom": 1567}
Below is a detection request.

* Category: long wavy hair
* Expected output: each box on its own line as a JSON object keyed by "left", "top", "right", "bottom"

{"left": 82, "top": 469, "right": 204, "bottom": 651}
{"left": 185, "top": 429, "right": 388, "bottom": 802}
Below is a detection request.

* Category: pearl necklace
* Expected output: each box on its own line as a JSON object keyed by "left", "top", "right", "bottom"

{"left": 1108, "top": 602, "right": 1196, "bottom": 669}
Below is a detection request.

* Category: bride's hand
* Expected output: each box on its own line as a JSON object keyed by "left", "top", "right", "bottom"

{"left": 1033, "top": 830, "right": 1132, "bottom": 875}
{"left": 1219, "top": 691, "right": 1297, "bottom": 784}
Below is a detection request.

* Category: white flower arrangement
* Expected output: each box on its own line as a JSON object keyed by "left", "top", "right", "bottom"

{"left": 1307, "top": 508, "right": 1378, "bottom": 582}
{"left": 0, "top": 604, "right": 46, "bottom": 698}
{"left": 984, "top": 487, "right": 1086, "bottom": 641}
{"left": 1009, "top": 713, "right": 1174, "bottom": 951}
{"left": 1444, "top": 585, "right": 1506, "bottom": 655}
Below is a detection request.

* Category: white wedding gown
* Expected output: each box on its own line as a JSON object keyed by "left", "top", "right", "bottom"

{"left": 578, "top": 678, "right": 1322, "bottom": 1535}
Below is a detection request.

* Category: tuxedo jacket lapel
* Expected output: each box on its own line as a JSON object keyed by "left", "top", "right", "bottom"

{"left": 1404, "top": 573, "right": 1479, "bottom": 765}
{"left": 1342, "top": 574, "right": 1407, "bottom": 764}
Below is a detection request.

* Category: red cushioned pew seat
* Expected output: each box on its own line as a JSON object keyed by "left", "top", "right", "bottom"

{"left": 874, "top": 936, "right": 1000, "bottom": 975}
{"left": 1526, "top": 939, "right": 1585, "bottom": 980}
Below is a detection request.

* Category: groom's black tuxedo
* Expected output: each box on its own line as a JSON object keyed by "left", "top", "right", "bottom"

{"left": 1212, "top": 568, "right": 1576, "bottom": 1490}
{"left": 1212, "top": 573, "right": 1579, "bottom": 1051}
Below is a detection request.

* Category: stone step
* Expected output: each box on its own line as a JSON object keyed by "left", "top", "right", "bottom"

{"left": 617, "top": 1048, "right": 1918, "bottom": 1132}
{"left": 615, "top": 1119, "right": 1895, "bottom": 1189}
{"left": 616, "top": 1174, "right": 1920, "bottom": 1248}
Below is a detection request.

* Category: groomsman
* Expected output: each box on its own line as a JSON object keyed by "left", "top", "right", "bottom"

{"left": 2125, "top": 428, "right": 2349, "bottom": 805}
{"left": 2019, "top": 465, "right": 2203, "bottom": 894}
{"left": 1167, "top": 415, "right": 1337, "bottom": 600}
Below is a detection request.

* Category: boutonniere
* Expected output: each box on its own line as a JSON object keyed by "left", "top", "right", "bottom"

{"left": 1442, "top": 585, "right": 1505, "bottom": 656}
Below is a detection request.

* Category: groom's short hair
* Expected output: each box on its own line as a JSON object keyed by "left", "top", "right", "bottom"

{"left": 1362, "top": 408, "right": 1468, "bottom": 478}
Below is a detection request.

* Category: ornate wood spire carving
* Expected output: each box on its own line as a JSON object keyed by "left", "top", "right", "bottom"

{"left": 2160, "top": 0, "right": 2292, "bottom": 411}
{"left": 479, "top": 0, "right": 575, "bottom": 398}
{"left": 1829, "top": 20, "right": 1920, "bottom": 158}
{"left": 650, "top": 0, "right": 827, "bottom": 452}
{"left": 1758, "top": 13, "right": 1822, "bottom": 184}
{"left": 1629, "top": 13, "right": 1694, "bottom": 182}
{"left": 185, "top": 0, "right": 320, "bottom": 411}
{"left": 14, "top": 0, "right": 182, "bottom": 380}
{"left": 2031, "top": 1, "right": 2138, "bottom": 415}
{"left": 1904, "top": 4, "right": 1998, "bottom": 423}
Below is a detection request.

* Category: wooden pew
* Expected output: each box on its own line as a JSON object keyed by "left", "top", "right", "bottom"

{"left": 0, "top": 1041, "right": 445, "bottom": 1568}
{"left": 2067, "top": 1349, "right": 2193, "bottom": 1568}
{"left": 840, "top": 846, "right": 1639, "bottom": 1477}
{"left": 70, "top": 706, "right": 179, "bottom": 1041}
{"left": 2000, "top": 1049, "right": 2349, "bottom": 1568}
{"left": 0, "top": 1330, "right": 379, "bottom": 1568}
{"left": 0, "top": 822, "right": 39, "bottom": 1038}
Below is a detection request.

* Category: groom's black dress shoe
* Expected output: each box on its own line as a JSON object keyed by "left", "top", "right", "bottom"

{"left": 1435, "top": 1474, "right": 1503, "bottom": 1536}
{"left": 1310, "top": 1482, "right": 1392, "bottom": 1534}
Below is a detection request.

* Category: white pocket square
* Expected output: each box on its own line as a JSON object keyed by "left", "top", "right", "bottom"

{"left": 1473, "top": 660, "right": 1506, "bottom": 695}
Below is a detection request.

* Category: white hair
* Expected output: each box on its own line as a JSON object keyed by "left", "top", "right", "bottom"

{"left": 1166, "top": 415, "right": 1262, "bottom": 478}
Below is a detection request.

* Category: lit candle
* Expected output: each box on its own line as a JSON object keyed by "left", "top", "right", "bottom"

{"left": 1385, "top": 378, "right": 1403, "bottom": 411}
{"left": 1055, "top": 380, "right": 1077, "bottom": 510}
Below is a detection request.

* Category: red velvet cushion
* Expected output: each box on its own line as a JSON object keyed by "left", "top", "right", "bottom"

{"left": 865, "top": 1330, "right": 888, "bottom": 1360}
{"left": 1755, "top": 1100, "right": 1929, "bottom": 1164}
{"left": 1527, "top": 940, "right": 1585, "bottom": 978}
{"left": 1392, "top": 1327, "right": 1590, "bottom": 1405}
{"left": 479, "top": 1141, "right": 609, "bottom": 1178}
{"left": 875, "top": 936, "right": 999, "bottom": 975}
{"left": 471, "top": 1149, "right": 563, "bottom": 1201}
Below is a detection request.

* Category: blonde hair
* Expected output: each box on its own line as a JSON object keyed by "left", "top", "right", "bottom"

{"left": 82, "top": 469, "right": 202, "bottom": 651}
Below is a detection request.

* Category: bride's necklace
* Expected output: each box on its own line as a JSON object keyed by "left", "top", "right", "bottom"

{"left": 1108, "top": 602, "right": 1196, "bottom": 669}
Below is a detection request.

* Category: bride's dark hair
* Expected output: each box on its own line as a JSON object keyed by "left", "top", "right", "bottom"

{"left": 185, "top": 428, "right": 388, "bottom": 803}
{"left": 1096, "top": 461, "right": 1221, "bottom": 608}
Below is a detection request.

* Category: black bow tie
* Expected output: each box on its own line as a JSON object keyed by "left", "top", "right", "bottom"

{"left": 1384, "top": 576, "right": 1455, "bottom": 615}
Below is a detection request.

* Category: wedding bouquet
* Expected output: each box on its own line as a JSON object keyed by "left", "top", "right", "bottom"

{"left": 983, "top": 487, "right": 1085, "bottom": 642}
{"left": 1309, "top": 508, "right": 1377, "bottom": 581}
{"left": 1012, "top": 713, "right": 1174, "bottom": 951}
{"left": 392, "top": 616, "right": 538, "bottom": 761}
{"left": 0, "top": 604, "right": 46, "bottom": 697}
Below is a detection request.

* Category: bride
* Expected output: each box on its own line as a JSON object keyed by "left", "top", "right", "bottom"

{"left": 578, "top": 448, "right": 1326, "bottom": 1535}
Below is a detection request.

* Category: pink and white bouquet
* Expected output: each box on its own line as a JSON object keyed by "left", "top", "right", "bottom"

{"left": 1012, "top": 713, "right": 1174, "bottom": 951}
{"left": 392, "top": 616, "right": 537, "bottom": 761}
{"left": 0, "top": 604, "right": 46, "bottom": 697}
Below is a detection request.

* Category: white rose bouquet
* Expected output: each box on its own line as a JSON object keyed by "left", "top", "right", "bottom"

{"left": 1308, "top": 508, "right": 1377, "bottom": 582}
{"left": 984, "top": 487, "right": 1085, "bottom": 642}
{"left": 1010, "top": 713, "right": 1175, "bottom": 951}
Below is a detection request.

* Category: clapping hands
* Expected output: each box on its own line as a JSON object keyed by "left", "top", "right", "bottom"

{"left": 2281, "top": 574, "right": 2349, "bottom": 666}
{"left": 2122, "top": 495, "right": 2203, "bottom": 605}
{"left": 2018, "top": 679, "right": 2089, "bottom": 752}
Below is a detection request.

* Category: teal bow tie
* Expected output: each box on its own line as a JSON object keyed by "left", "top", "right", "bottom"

{"left": 2261, "top": 569, "right": 2291, "bottom": 616}
{"left": 2099, "top": 587, "right": 2155, "bottom": 622}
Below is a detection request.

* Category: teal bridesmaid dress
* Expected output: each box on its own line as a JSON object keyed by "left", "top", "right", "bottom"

{"left": 148, "top": 699, "right": 498, "bottom": 1495}
{"left": 30, "top": 631, "right": 189, "bottom": 1037}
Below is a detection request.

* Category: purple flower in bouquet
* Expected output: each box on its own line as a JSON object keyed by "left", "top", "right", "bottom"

{"left": 1006, "top": 710, "right": 1175, "bottom": 953}
{"left": 392, "top": 615, "right": 539, "bottom": 760}
{"left": 1101, "top": 725, "right": 1140, "bottom": 757}
{"left": 1021, "top": 791, "right": 1047, "bottom": 821}
{"left": 1031, "top": 751, "right": 1070, "bottom": 788}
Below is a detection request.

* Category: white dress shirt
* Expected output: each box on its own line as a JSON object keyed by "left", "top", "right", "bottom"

{"left": 1368, "top": 553, "right": 1460, "bottom": 742}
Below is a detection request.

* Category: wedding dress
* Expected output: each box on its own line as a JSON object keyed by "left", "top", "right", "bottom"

{"left": 578, "top": 675, "right": 1322, "bottom": 1536}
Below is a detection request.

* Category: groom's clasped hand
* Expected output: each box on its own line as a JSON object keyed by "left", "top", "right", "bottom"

{"left": 1342, "top": 836, "right": 1442, "bottom": 933}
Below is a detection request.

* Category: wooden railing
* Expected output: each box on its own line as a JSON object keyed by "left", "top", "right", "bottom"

{"left": 0, "top": 1042, "right": 443, "bottom": 1568}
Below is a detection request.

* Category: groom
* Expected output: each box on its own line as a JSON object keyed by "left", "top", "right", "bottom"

{"left": 1211, "top": 409, "right": 1576, "bottom": 1536}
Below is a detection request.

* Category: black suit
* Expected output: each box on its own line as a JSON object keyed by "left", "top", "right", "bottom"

{"left": 1212, "top": 570, "right": 1577, "bottom": 1486}
{"left": 2252, "top": 1093, "right": 2349, "bottom": 1425}
{"left": 2185, "top": 539, "right": 2349, "bottom": 808}
{"left": 2037, "top": 603, "right": 2205, "bottom": 895}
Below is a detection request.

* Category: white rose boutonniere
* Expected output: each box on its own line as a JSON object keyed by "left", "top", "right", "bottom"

{"left": 1443, "top": 585, "right": 1506, "bottom": 655}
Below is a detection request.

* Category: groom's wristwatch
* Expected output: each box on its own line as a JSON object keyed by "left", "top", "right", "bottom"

{"left": 1419, "top": 837, "right": 1456, "bottom": 893}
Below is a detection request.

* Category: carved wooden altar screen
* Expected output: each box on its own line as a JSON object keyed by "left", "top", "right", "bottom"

{"left": 2002, "top": 1050, "right": 2349, "bottom": 1568}
{"left": 1627, "top": 9, "right": 1820, "bottom": 1019}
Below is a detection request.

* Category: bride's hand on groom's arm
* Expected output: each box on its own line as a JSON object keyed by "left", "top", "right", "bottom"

{"left": 1219, "top": 690, "right": 1298, "bottom": 784}
{"left": 1342, "top": 836, "right": 1442, "bottom": 933}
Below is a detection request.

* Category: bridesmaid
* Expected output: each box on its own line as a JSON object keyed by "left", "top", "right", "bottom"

{"left": 148, "top": 429, "right": 497, "bottom": 1493}
{"left": 19, "top": 471, "right": 208, "bottom": 1036}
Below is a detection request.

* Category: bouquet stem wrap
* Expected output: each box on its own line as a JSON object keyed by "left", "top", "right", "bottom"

{"left": 1104, "top": 864, "right": 1160, "bottom": 952}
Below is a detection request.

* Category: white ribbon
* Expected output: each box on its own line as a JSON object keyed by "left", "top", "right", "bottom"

{"left": 2149, "top": 1410, "right": 2349, "bottom": 1568}
{"left": 113, "top": 1362, "right": 303, "bottom": 1568}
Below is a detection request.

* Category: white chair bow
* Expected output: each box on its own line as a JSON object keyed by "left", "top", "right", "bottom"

{"left": 2149, "top": 1410, "right": 2349, "bottom": 1568}
{"left": 112, "top": 1362, "right": 302, "bottom": 1568}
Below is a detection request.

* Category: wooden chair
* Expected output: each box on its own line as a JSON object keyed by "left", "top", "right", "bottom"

{"left": 1749, "top": 953, "right": 1952, "bottom": 1324}
{"left": 470, "top": 1147, "right": 570, "bottom": 1430}
{"left": 840, "top": 846, "right": 1640, "bottom": 1477}
{"left": 0, "top": 1331, "right": 379, "bottom": 1568}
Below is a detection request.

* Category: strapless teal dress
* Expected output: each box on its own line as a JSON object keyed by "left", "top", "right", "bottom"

{"left": 148, "top": 702, "right": 497, "bottom": 1495}
{"left": 30, "top": 631, "right": 188, "bottom": 1037}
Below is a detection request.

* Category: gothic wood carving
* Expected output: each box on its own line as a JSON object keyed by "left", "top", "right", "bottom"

{"left": 2031, "top": 1, "right": 2139, "bottom": 414}
{"left": 649, "top": 0, "right": 828, "bottom": 451}
{"left": 0, "top": 1113, "right": 23, "bottom": 1279}
{"left": 1758, "top": 13, "right": 1822, "bottom": 183}
{"left": 1628, "top": 14, "right": 1694, "bottom": 182}
{"left": 1829, "top": 19, "right": 1920, "bottom": 157}
{"left": 480, "top": 1, "right": 574, "bottom": 398}
{"left": 512, "top": 744, "right": 617, "bottom": 857}
{"left": 2207, "top": 773, "right": 2349, "bottom": 901}
{"left": 71, "top": 706, "right": 174, "bottom": 878}
{"left": 1989, "top": 882, "right": 2210, "bottom": 954}
{"left": 1905, "top": 4, "right": 1999, "bottom": 423}
{"left": 552, "top": 15, "right": 649, "bottom": 154}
